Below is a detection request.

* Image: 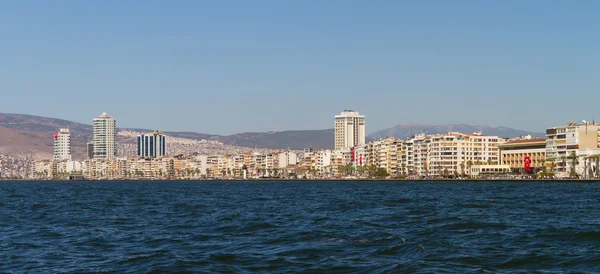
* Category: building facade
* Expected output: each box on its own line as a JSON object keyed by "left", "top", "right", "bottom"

{"left": 53, "top": 128, "right": 71, "bottom": 161}
{"left": 498, "top": 137, "right": 546, "bottom": 173}
{"left": 545, "top": 122, "right": 600, "bottom": 176}
{"left": 92, "top": 112, "right": 117, "bottom": 159}
{"left": 137, "top": 131, "right": 167, "bottom": 158}
{"left": 334, "top": 110, "right": 366, "bottom": 150}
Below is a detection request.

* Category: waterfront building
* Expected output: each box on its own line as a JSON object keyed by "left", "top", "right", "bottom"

{"left": 427, "top": 132, "right": 504, "bottom": 177}
{"left": 545, "top": 122, "right": 600, "bottom": 176}
{"left": 334, "top": 110, "right": 366, "bottom": 150}
{"left": 92, "top": 112, "right": 117, "bottom": 159}
{"left": 277, "top": 151, "right": 298, "bottom": 169}
{"left": 316, "top": 150, "right": 332, "bottom": 174}
{"left": 411, "top": 134, "right": 431, "bottom": 177}
{"left": 498, "top": 136, "right": 547, "bottom": 173}
{"left": 401, "top": 132, "right": 505, "bottom": 177}
{"left": 397, "top": 140, "right": 410, "bottom": 176}
{"left": 137, "top": 131, "right": 167, "bottom": 158}
{"left": 371, "top": 137, "right": 398, "bottom": 176}
{"left": 401, "top": 139, "right": 415, "bottom": 176}
{"left": 53, "top": 128, "right": 71, "bottom": 161}
{"left": 351, "top": 145, "right": 367, "bottom": 167}
{"left": 330, "top": 150, "right": 346, "bottom": 173}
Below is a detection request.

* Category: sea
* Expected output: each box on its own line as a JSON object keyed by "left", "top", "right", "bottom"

{"left": 1, "top": 181, "right": 599, "bottom": 273}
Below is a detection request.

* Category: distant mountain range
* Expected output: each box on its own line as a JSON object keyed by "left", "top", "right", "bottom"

{"left": 367, "top": 123, "right": 545, "bottom": 140}
{"left": 0, "top": 112, "right": 544, "bottom": 159}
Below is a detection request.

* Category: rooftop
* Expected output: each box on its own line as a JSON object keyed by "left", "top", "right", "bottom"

{"left": 500, "top": 138, "right": 547, "bottom": 145}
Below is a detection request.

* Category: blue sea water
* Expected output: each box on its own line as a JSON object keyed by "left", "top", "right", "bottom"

{"left": 1, "top": 181, "right": 600, "bottom": 273}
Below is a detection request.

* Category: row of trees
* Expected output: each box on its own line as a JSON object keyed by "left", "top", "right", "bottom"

{"left": 337, "top": 164, "right": 390, "bottom": 178}
{"left": 541, "top": 152, "right": 600, "bottom": 178}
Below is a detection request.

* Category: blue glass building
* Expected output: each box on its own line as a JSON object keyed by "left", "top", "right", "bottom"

{"left": 137, "top": 131, "right": 166, "bottom": 157}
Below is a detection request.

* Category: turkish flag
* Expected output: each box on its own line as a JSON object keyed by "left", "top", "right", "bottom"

{"left": 54, "top": 131, "right": 58, "bottom": 140}
{"left": 524, "top": 156, "right": 531, "bottom": 173}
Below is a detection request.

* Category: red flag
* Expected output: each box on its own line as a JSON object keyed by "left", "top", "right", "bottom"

{"left": 54, "top": 131, "right": 58, "bottom": 140}
{"left": 524, "top": 156, "right": 531, "bottom": 173}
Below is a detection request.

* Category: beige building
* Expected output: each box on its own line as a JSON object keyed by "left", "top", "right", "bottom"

{"left": 403, "top": 132, "right": 505, "bottom": 177}
{"left": 334, "top": 110, "right": 366, "bottom": 150}
{"left": 499, "top": 137, "right": 546, "bottom": 173}
{"left": 546, "top": 122, "right": 600, "bottom": 176}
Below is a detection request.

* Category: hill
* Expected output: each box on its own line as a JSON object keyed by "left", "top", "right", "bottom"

{"left": 0, "top": 113, "right": 333, "bottom": 159}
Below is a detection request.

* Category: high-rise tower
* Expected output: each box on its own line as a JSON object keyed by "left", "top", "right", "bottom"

{"left": 92, "top": 112, "right": 117, "bottom": 159}
{"left": 53, "top": 128, "right": 71, "bottom": 161}
{"left": 334, "top": 110, "right": 366, "bottom": 150}
{"left": 137, "top": 131, "right": 167, "bottom": 158}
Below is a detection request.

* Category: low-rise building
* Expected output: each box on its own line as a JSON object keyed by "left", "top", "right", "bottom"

{"left": 499, "top": 137, "right": 547, "bottom": 173}
{"left": 470, "top": 164, "right": 511, "bottom": 177}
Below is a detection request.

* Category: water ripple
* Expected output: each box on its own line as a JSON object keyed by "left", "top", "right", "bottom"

{"left": 1, "top": 181, "right": 599, "bottom": 272}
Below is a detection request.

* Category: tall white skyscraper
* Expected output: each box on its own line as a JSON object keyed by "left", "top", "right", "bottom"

{"left": 93, "top": 112, "right": 117, "bottom": 159}
{"left": 334, "top": 110, "right": 366, "bottom": 150}
{"left": 53, "top": 128, "right": 71, "bottom": 161}
{"left": 137, "top": 131, "right": 167, "bottom": 158}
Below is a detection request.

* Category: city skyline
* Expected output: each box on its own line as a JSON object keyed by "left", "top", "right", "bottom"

{"left": 1, "top": 1, "right": 599, "bottom": 134}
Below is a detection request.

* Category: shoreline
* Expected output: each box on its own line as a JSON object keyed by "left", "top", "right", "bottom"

{"left": 2, "top": 178, "right": 599, "bottom": 183}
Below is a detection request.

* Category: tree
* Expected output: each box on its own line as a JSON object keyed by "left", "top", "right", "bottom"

{"left": 592, "top": 156, "right": 598, "bottom": 178}
{"left": 357, "top": 166, "right": 365, "bottom": 177}
{"left": 366, "top": 165, "right": 378, "bottom": 178}
{"left": 466, "top": 160, "right": 473, "bottom": 176}
{"left": 460, "top": 163, "right": 465, "bottom": 176}
{"left": 443, "top": 168, "right": 449, "bottom": 178}
{"left": 547, "top": 157, "right": 556, "bottom": 173}
{"left": 568, "top": 152, "right": 579, "bottom": 178}
{"left": 347, "top": 164, "right": 356, "bottom": 176}
{"left": 374, "top": 167, "right": 389, "bottom": 178}
{"left": 337, "top": 165, "right": 344, "bottom": 174}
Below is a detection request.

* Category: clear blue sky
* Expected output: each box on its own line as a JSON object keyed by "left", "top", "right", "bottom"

{"left": 1, "top": 1, "right": 598, "bottom": 135}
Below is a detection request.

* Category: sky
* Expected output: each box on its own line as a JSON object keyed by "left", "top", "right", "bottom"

{"left": 1, "top": 1, "right": 599, "bottom": 135}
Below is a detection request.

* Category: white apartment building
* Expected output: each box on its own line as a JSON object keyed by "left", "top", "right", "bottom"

{"left": 351, "top": 145, "right": 366, "bottom": 167}
{"left": 427, "top": 133, "right": 504, "bottom": 177}
{"left": 334, "top": 110, "right": 366, "bottom": 150}
{"left": 412, "top": 134, "right": 431, "bottom": 177}
{"left": 53, "top": 128, "right": 71, "bottom": 161}
{"left": 93, "top": 112, "right": 117, "bottom": 159}
{"left": 316, "top": 150, "right": 332, "bottom": 172}
{"left": 277, "top": 151, "right": 298, "bottom": 169}
{"left": 398, "top": 132, "right": 505, "bottom": 177}
{"left": 546, "top": 122, "right": 600, "bottom": 176}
